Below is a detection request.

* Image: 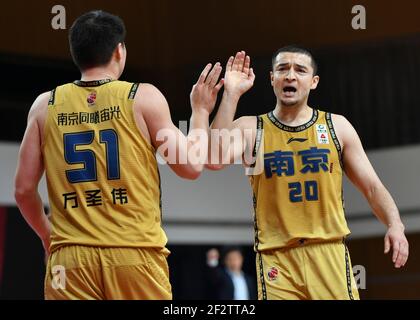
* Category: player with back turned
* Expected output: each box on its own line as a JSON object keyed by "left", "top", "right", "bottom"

{"left": 14, "top": 10, "right": 223, "bottom": 300}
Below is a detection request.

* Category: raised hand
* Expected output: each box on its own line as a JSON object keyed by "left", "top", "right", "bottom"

{"left": 190, "top": 63, "right": 224, "bottom": 115}
{"left": 224, "top": 51, "right": 255, "bottom": 97}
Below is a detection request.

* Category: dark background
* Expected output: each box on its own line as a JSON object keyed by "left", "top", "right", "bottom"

{"left": 1, "top": 0, "right": 420, "bottom": 299}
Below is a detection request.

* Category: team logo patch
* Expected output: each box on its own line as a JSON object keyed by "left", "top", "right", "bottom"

{"left": 267, "top": 267, "right": 279, "bottom": 281}
{"left": 315, "top": 124, "right": 329, "bottom": 144}
{"left": 87, "top": 91, "right": 97, "bottom": 106}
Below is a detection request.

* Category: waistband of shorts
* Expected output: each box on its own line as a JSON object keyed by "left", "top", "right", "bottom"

{"left": 260, "top": 237, "right": 347, "bottom": 253}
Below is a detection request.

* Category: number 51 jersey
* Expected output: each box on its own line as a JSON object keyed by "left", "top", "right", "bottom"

{"left": 249, "top": 109, "right": 350, "bottom": 251}
{"left": 42, "top": 80, "right": 167, "bottom": 253}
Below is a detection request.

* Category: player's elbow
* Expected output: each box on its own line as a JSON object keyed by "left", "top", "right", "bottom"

{"left": 178, "top": 170, "right": 201, "bottom": 180}
{"left": 174, "top": 165, "right": 202, "bottom": 180}
{"left": 205, "top": 163, "right": 225, "bottom": 171}
{"left": 14, "top": 185, "right": 35, "bottom": 204}
{"left": 184, "top": 172, "right": 201, "bottom": 180}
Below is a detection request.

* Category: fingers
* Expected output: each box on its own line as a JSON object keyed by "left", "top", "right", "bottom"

{"left": 207, "top": 62, "right": 222, "bottom": 87}
{"left": 384, "top": 235, "right": 391, "bottom": 254}
{"left": 227, "top": 51, "right": 252, "bottom": 76}
{"left": 248, "top": 67, "right": 256, "bottom": 82}
{"left": 394, "top": 241, "right": 409, "bottom": 268}
{"left": 232, "top": 51, "right": 245, "bottom": 72}
{"left": 401, "top": 242, "right": 409, "bottom": 267}
{"left": 392, "top": 239, "right": 400, "bottom": 264}
{"left": 243, "top": 55, "right": 251, "bottom": 75}
{"left": 197, "top": 62, "right": 223, "bottom": 88}
{"left": 198, "top": 63, "right": 212, "bottom": 84}
{"left": 226, "top": 56, "right": 234, "bottom": 72}
{"left": 214, "top": 78, "right": 224, "bottom": 92}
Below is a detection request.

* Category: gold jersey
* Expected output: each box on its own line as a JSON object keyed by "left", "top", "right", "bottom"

{"left": 249, "top": 109, "right": 350, "bottom": 251}
{"left": 42, "top": 79, "right": 167, "bottom": 253}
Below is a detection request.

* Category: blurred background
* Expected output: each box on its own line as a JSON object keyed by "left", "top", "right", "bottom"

{"left": 1, "top": 0, "right": 420, "bottom": 299}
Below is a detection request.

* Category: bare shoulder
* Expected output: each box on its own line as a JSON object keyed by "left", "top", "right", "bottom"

{"left": 330, "top": 113, "right": 349, "bottom": 126}
{"left": 330, "top": 113, "right": 359, "bottom": 148}
{"left": 29, "top": 92, "right": 50, "bottom": 123}
{"left": 133, "top": 83, "right": 170, "bottom": 121}
{"left": 135, "top": 83, "right": 168, "bottom": 107}
{"left": 31, "top": 92, "right": 50, "bottom": 114}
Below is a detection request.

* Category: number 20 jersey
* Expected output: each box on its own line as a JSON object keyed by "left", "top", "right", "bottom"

{"left": 42, "top": 80, "right": 167, "bottom": 253}
{"left": 249, "top": 109, "right": 350, "bottom": 251}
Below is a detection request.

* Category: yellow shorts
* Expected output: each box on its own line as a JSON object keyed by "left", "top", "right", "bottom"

{"left": 44, "top": 245, "right": 172, "bottom": 300}
{"left": 256, "top": 239, "right": 360, "bottom": 300}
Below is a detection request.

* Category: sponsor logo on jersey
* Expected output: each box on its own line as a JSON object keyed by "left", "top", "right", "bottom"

{"left": 267, "top": 267, "right": 279, "bottom": 281}
{"left": 87, "top": 91, "right": 97, "bottom": 107}
{"left": 287, "top": 137, "right": 308, "bottom": 144}
{"left": 316, "top": 124, "right": 329, "bottom": 144}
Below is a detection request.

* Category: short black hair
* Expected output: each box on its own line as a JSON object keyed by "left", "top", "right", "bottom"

{"left": 221, "top": 246, "right": 243, "bottom": 261}
{"left": 69, "top": 10, "right": 126, "bottom": 70}
{"left": 272, "top": 45, "right": 318, "bottom": 75}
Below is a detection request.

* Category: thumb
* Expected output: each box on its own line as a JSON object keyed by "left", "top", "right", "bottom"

{"left": 384, "top": 234, "right": 391, "bottom": 254}
{"left": 214, "top": 78, "right": 224, "bottom": 92}
{"left": 249, "top": 68, "right": 256, "bottom": 81}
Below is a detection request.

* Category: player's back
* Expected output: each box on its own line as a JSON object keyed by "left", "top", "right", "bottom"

{"left": 42, "top": 79, "right": 167, "bottom": 253}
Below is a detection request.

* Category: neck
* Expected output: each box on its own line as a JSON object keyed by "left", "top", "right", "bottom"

{"left": 80, "top": 66, "right": 118, "bottom": 82}
{"left": 273, "top": 101, "right": 312, "bottom": 125}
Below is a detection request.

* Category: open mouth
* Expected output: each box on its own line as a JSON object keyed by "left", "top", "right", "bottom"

{"left": 282, "top": 86, "right": 297, "bottom": 97}
{"left": 283, "top": 86, "right": 297, "bottom": 93}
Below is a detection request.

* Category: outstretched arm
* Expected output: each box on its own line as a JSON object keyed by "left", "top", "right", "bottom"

{"left": 136, "top": 63, "right": 223, "bottom": 179}
{"left": 14, "top": 93, "right": 51, "bottom": 254}
{"left": 207, "top": 51, "right": 256, "bottom": 170}
{"left": 334, "top": 114, "right": 409, "bottom": 268}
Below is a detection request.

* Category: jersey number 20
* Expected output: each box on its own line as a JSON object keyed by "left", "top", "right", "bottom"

{"left": 288, "top": 181, "right": 318, "bottom": 202}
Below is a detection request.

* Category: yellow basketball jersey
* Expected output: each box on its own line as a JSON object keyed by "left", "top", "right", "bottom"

{"left": 249, "top": 109, "right": 350, "bottom": 251}
{"left": 42, "top": 79, "right": 167, "bottom": 253}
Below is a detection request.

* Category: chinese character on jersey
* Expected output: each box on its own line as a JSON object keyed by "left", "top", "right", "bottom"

{"left": 68, "top": 112, "right": 79, "bottom": 125}
{"left": 58, "top": 113, "right": 68, "bottom": 126}
{"left": 90, "top": 111, "right": 99, "bottom": 124}
{"left": 85, "top": 189, "right": 102, "bottom": 207}
{"left": 112, "top": 188, "right": 128, "bottom": 205}
{"left": 63, "top": 192, "right": 78, "bottom": 209}
{"left": 264, "top": 150, "right": 295, "bottom": 178}
{"left": 80, "top": 112, "right": 89, "bottom": 124}
{"left": 298, "top": 147, "right": 330, "bottom": 173}
{"left": 100, "top": 108, "right": 110, "bottom": 122}
{"left": 110, "top": 106, "right": 121, "bottom": 120}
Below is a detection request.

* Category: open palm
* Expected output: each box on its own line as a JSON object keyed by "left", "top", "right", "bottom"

{"left": 224, "top": 51, "right": 255, "bottom": 97}
{"left": 191, "top": 63, "right": 224, "bottom": 114}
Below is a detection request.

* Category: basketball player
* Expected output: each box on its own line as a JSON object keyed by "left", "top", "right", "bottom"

{"left": 14, "top": 10, "right": 223, "bottom": 300}
{"left": 207, "top": 47, "right": 409, "bottom": 299}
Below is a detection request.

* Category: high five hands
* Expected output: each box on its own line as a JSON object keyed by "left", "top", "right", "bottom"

{"left": 190, "top": 51, "right": 255, "bottom": 113}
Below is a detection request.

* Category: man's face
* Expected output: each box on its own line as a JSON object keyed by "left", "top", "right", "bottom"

{"left": 271, "top": 52, "right": 319, "bottom": 106}
{"left": 224, "top": 250, "right": 243, "bottom": 272}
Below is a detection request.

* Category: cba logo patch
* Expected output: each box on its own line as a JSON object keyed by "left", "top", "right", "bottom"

{"left": 267, "top": 267, "right": 278, "bottom": 281}
{"left": 87, "top": 91, "right": 97, "bottom": 106}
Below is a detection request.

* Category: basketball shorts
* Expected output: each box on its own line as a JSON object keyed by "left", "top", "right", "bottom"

{"left": 256, "top": 239, "right": 360, "bottom": 300}
{"left": 44, "top": 245, "right": 172, "bottom": 300}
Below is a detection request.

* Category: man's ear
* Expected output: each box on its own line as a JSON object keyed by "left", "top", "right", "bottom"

{"left": 311, "top": 75, "right": 320, "bottom": 90}
{"left": 115, "top": 43, "right": 124, "bottom": 60}
{"left": 270, "top": 71, "right": 274, "bottom": 87}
